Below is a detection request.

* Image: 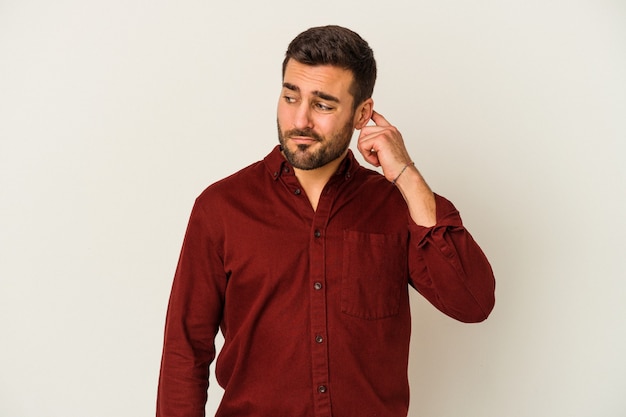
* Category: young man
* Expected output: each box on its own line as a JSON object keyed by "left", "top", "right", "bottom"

{"left": 157, "top": 25, "right": 495, "bottom": 417}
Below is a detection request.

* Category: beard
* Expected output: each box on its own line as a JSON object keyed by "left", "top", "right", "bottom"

{"left": 277, "top": 119, "right": 354, "bottom": 170}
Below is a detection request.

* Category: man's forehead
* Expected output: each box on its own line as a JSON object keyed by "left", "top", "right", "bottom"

{"left": 283, "top": 60, "right": 354, "bottom": 94}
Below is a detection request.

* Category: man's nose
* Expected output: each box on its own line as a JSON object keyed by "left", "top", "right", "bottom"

{"left": 294, "top": 103, "right": 313, "bottom": 130}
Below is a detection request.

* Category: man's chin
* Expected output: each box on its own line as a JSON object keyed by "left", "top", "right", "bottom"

{"left": 282, "top": 148, "right": 321, "bottom": 170}
{"left": 295, "top": 143, "right": 315, "bottom": 152}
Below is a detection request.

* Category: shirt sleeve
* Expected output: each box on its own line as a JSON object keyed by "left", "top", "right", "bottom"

{"left": 157, "top": 199, "right": 226, "bottom": 417}
{"left": 408, "top": 194, "right": 496, "bottom": 323}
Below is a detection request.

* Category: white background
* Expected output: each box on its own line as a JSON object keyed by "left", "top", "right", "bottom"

{"left": 1, "top": 1, "right": 625, "bottom": 416}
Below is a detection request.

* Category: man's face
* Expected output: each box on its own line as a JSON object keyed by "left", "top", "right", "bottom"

{"left": 277, "top": 60, "right": 358, "bottom": 170}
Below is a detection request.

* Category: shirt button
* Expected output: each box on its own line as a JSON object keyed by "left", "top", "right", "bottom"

{"left": 440, "top": 244, "right": 454, "bottom": 258}
{"left": 294, "top": 188, "right": 301, "bottom": 195}
{"left": 315, "top": 335, "right": 324, "bottom": 343}
{"left": 314, "top": 282, "right": 322, "bottom": 290}
{"left": 318, "top": 385, "right": 327, "bottom": 393}
{"left": 314, "top": 230, "right": 321, "bottom": 238}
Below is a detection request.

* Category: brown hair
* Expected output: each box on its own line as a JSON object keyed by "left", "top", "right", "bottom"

{"left": 282, "top": 25, "right": 377, "bottom": 110}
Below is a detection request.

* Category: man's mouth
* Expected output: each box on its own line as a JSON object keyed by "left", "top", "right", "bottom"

{"left": 285, "top": 129, "right": 322, "bottom": 143}
{"left": 290, "top": 135, "right": 319, "bottom": 145}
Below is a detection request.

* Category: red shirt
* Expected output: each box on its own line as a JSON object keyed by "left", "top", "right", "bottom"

{"left": 157, "top": 146, "right": 495, "bottom": 417}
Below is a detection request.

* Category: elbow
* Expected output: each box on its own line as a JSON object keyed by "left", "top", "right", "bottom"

{"left": 457, "top": 292, "right": 495, "bottom": 323}
{"left": 443, "top": 286, "right": 495, "bottom": 323}
{"left": 458, "top": 303, "right": 494, "bottom": 323}
{"left": 460, "top": 268, "right": 496, "bottom": 323}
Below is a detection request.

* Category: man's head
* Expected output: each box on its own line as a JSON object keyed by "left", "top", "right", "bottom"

{"left": 282, "top": 25, "right": 377, "bottom": 111}
{"left": 278, "top": 26, "right": 377, "bottom": 170}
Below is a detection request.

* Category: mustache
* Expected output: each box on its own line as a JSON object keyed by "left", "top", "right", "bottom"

{"left": 285, "top": 128, "right": 323, "bottom": 142}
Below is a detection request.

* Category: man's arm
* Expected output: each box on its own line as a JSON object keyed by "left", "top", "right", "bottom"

{"left": 157, "top": 201, "right": 225, "bottom": 417}
{"left": 357, "top": 111, "right": 436, "bottom": 227}
{"left": 357, "top": 112, "right": 495, "bottom": 322}
{"left": 407, "top": 194, "right": 495, "bottom": 322}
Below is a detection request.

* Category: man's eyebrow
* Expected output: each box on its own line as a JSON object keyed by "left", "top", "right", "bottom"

{"left": 283, "top": 82, "right": 300, "bottom": 93}
{"left": 282, "top": 82, "right": 340, "bottom": 103}
{"left": 314, "top": 91, "right": 340, "bottom": 103}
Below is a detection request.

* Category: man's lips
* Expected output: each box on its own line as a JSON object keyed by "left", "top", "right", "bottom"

{"left": 289, "top": 136, "right": 319, "bottom": 145}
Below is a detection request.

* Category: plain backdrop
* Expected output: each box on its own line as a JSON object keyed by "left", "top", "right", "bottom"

{"left": 1, "top": 1, "right": 625, "bottom": 416}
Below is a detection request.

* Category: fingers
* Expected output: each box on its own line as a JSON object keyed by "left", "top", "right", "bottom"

{"left": 356, "top": 131, "right": 381, "bottom": 167}
{"left": 371, "top": 110, "right": 391, "bottom": 127}
{"left": 357, "top": 111, "right": 413, "bottom": 175}
{"left": 362, "top": 150, "right": 381, "bottom": 167}
{"left": 358, "top": 120, "right": 388, "bottom": 159}
{"left": 358, "top": 112, "right": 397, "bottom": 152}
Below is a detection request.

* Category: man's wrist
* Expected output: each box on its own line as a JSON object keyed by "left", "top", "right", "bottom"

{"left": 395, "top": 166, "right": 437, "bottom": 227}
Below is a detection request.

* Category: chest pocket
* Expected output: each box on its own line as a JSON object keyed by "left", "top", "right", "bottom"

{"left": 341, "top": 230, "right": 407, "bottom": 320}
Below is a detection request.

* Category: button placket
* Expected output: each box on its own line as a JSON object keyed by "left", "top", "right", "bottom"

{"left": 310, "top": 223, "right": 331, "bottom": 410}
{"left": 308, "top": 179, "right": 338, "bottom": 415}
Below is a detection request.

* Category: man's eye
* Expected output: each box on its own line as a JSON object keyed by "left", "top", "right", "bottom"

{"left": 315, "top": 103, "right": 333, "bottom": 111}
{"left": 284, "top": 96, "right": 297, "bottom": 103}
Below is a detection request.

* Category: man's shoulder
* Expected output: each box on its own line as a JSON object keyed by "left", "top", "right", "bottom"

{"left": 197, "top": 158, "right": 266, "bottom": 200}
{"left": 196, "top": 146, "right": 282, "bottom": 201}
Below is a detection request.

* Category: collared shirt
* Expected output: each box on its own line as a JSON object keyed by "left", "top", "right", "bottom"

{"left": 157, "top": 146, "right": 495, "bottom": 417}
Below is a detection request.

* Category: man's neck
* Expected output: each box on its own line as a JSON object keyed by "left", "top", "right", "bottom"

{"left": 293, "top": 151, "right": 347, "bottom": 211}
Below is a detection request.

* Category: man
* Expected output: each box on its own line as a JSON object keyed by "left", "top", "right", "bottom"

{"left": 157, "top": 25, "right": 495, "bottom": 417}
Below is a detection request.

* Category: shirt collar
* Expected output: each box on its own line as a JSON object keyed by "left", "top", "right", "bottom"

{"left": 264, "top": 145, "right": 360, "bottom": 181}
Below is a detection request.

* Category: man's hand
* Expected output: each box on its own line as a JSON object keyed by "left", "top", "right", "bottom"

{"left": 356, "top": 111, "right": 413, "bottom": 183}
{"left": 357, "top": 111, "right": 437, "bottom": 227}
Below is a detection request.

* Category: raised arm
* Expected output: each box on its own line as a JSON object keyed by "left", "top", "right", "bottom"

{"left": 357, "top": 110, "right": 436, "bottom": 227}
{"left": 357, "top": 111, "right": 495, "bottom": 322}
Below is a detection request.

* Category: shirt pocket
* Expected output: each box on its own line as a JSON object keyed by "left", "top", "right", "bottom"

{"left": 341, "top": 230, "right": 407, "bottom": 320}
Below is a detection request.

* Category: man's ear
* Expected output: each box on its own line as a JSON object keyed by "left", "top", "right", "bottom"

{"left": 354, "top": 98, "right": 374, "bottom": 130}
